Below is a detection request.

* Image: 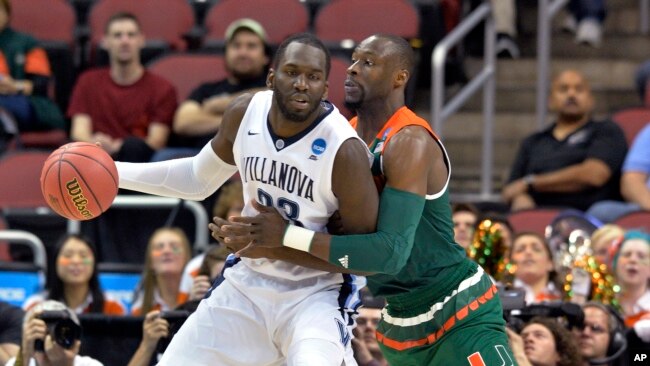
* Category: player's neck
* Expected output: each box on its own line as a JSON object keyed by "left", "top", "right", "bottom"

{"left": 268, "top": 104, "right": 324, "bottom": 138}
{"left": 356, "top": 99, "right": 404, "bottom": 141}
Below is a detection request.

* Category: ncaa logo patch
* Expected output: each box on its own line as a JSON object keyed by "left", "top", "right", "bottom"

{"left": 311, "top": 138, "right": 327, "bottom": 155}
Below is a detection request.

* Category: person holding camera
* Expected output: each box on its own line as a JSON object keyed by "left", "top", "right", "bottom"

{"left": 0, "top": 301, "right": 23, "bottom": 364}
{"left": 5, "top": 300, "right": 102, "bottom": 366}
{"left": 127, "top": 310, "right": 169, "bottom": 366}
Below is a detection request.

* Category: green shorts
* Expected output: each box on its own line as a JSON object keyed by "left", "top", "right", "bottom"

{"left": 376, "top": 265, "right": 516, "bottom": 366}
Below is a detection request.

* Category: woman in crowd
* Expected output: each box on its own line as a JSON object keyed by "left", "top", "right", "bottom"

{"left": 508, "top": 232, "right": 561, "bottom": 304}
{"left": 612, "top": 230, "right": 650, "bottom": 327}
{"left": 590, "top": 224, "right": 625, "bottom": 266}
{"left": 23, "top": 234, "right": 125, "bottom": 315}
{"left": 131, "top": 227, "right": 191, "bottom": 316}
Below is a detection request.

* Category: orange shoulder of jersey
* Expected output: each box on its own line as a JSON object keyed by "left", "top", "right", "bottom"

{"left": 381, "top": 107, "right": 436, "bottom": 144}
{"left": 350, "top": 107, "right": 438, "bottom": 147}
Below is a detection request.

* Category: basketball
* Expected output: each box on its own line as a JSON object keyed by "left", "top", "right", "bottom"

{"left": 40, "top": 142, "right": 119, "bottom": 221}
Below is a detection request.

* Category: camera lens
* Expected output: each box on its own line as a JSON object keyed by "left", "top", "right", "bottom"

{"left": 53, "top": 320, "right": 81, "bottom": 349}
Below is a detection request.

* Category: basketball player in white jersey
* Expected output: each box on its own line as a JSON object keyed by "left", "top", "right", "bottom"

{"left": 114, "top": 33, "right": 378, "bottom": 365}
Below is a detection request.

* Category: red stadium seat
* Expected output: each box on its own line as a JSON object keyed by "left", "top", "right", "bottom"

{"left": 147, "top": 53, "right": 227, "bottom": 103}
{"left": 11, "top": 130, "right": 69, "bottom": 151}
{"left": 613, "top": 211, "right": 650, "bottom": 232}
{"left": 507, "top": 208, "right": 563, "bottom": 237}
{"left": 0, "top": 151, "right": 50, "bottom": 210}
{"left": 11, "top": 0, "right": 76, "bottom": 47}
{"left": 328, "top": 56, "right": 354, "bottom": 119}
{"left": 203, "top": 0, "right": 309, "bottom": 46}
{"left": 611, "top": 107, "right": 650, "bottom": 145}
{"left": 314, "top": 0, "right": 419, "bottom": 47}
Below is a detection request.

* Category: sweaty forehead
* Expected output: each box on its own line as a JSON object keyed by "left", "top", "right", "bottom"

{"left": 355, "top": 37, "right": 395, "bottom": 57}
{"left": 281, "top": 43, "right": 326, "bottom": 70}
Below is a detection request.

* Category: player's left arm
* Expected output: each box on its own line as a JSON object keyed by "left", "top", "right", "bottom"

{"left": 319, "top": 126, "right": 435, "bottom": 274}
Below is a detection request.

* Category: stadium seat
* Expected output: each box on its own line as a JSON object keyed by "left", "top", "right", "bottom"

{"left": 147, "top": 53, "right": 227, "bottom": 103}
{"left": 9, "top": 130, "right": 69, "bottom": 151}
{"left": 203, "top": 0, "right": 309, "bottom": 49}
{"left": 507, "top": 208, "right": 563, "bottom": 237}
{"left": 0, "top": 151, "right": 50, "bottom": 209}
{"left": 10, "top": 0, "right": 77, "bottom": 112}
{"left": 87, "top": 0, "right": 196, "bottom": 65}
{"left": 613, "top": 211, "right": 650, "bottom": 232}
{"left": 0, "top": 151, "right": 67, "bottom": 260}
{"left": 328, "top": 56, "right": 354, "bottom": 119}
{"left": 611, "top": 107, "right": 650, "bottom": 145}
{"left": 314, "top": 0, "right": 420, "bottom": 52}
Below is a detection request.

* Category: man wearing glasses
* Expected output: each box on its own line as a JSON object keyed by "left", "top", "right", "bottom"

{"left": 575, "top": 302, "right": 627, "bottom": 366}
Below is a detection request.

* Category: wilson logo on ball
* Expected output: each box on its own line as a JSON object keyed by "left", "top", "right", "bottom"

{"left": 65, "top": 178, "right": 94, "bottom": 219}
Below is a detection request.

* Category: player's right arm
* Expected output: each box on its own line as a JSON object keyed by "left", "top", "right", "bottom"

{"left": 114, "top": 94, "right": 253, "bottom": 201}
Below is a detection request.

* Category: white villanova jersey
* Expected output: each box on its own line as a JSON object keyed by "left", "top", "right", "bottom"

{"left": 230, "top": 90, "right": 367, "bottom": 292}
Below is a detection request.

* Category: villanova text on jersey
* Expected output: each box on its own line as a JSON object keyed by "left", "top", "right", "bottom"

{"left": 241, "top": 156, "right": 315, "bottom": 203}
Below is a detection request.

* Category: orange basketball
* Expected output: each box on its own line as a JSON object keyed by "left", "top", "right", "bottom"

{"left": 40, "top": 142, "right": 119, "bottom": 221}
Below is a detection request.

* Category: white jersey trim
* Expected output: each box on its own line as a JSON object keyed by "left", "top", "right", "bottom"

{"left": 380, "top": 266, "right": 484, "bottom": 326}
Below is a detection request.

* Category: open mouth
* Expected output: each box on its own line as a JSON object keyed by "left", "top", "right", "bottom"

{"left": 290, "top": 95, "right": 309, "bottom": 110}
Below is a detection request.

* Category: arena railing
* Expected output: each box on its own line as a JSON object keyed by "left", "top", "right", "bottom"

{"left": 536, "top": 0, "right": 569, "bottom": 128}
{"left": 66, "top": 195, "right": 211, "bottom": 254}
{"left": 0, "top": 230, "right": 47, "bottom": 306}
{"left": 431, "top": 2, "right": 496, "bottom": 202}
{"left": 0, "top": 229, "right": 47, "bottom": 271}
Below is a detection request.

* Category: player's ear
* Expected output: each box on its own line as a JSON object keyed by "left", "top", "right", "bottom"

{"left": 266, "top": 69, "right": 275, "bottom": 88}
{"left": 394, "top": 69, "right": 409, "bottom": 88}
{"left": 322, "top": 81, "right": 329, "bottom": 101}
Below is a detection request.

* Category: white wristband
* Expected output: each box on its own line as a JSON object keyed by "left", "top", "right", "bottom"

{"left": 282, "top": 225, "right": 315, "bottom": 253}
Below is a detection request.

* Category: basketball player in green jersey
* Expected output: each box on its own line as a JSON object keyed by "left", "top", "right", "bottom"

{"left": 213, "top": 34, "right": 516, "bottom": 365}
